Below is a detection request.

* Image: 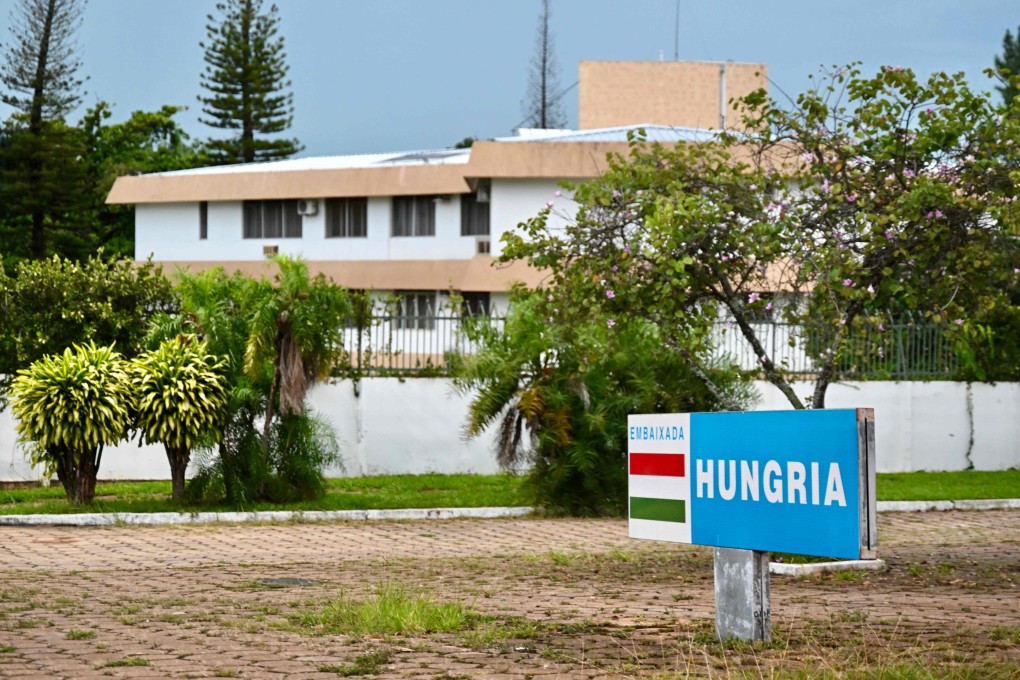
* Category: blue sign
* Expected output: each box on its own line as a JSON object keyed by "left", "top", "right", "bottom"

{"left": 628, "top": 409, "right": 876, "bottom": 560}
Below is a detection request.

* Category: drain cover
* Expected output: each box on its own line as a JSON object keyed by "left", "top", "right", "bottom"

{"left": 259, "top": 578, "right": 318, "bottom": 587}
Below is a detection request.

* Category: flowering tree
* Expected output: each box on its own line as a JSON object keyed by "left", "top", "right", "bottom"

{"left": 504, "top": 65, "right": 1019, "bottom": 409}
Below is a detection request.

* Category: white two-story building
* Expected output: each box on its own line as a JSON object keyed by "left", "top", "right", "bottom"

{"left": 107, "top": 61, "right": 767, "bottom": 322}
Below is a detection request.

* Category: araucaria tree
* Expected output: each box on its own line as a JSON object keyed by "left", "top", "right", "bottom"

{"left": 0, "top": 0, "right": 88, "bottom": 259}
{"left": 994, "top": 25, "right": 1020, "bottom": 105}
{"left": 199, "top": 0, "right": 301, "bottom": 163}
{"left": 521, "top": 0, "right": 566, "bottom": 129}
{"left": 505, "top": 65, "right": 1018, "bottom": 410}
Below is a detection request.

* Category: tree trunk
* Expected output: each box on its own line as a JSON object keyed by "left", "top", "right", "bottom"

{"left": 261, "top": 328, "right": 285, "bottom": 456}
{"left": 165, "top": 444, "right": 190, "bottom": 501}
{"left": 55, "top": 445, "right": 100, "bottom": 506}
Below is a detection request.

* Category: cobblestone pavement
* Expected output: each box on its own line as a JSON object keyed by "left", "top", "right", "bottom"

{"left": 0, "top": 510, "right": 1018, "bottom": 679}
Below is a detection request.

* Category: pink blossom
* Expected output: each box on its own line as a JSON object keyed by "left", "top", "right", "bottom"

{"left": 554, "top": 190, "right": 562, "bottom": 197}
{"left": 885, "top": 230, "right": 894, "bottom": 240}
{"left": 624, "top": 245, "right": 631, "bottom": 254}
{"left": 765, "top": 302, "right": 773, "bottom": 311}
{"left": 843, "top": 279, "right": 854, "bottom": 287}
{"left": 748, "top": 292, "right": 760, "bottom": 303}
{"left": 954, "top": 318, "right": 964, "bottom": 326}
{"left": 606, "top": 290, "right": 615, "bottom": 299}
{"left": 611, "top": 264, "right": 618, "bottom": 272}
{"left": 867, "top": 284, "right": 875, "bottom": 294}
{"left": 607, "top": 319, "right": 616, "bottom": 328}
{"left": 903, "top": 169, "right": 915, "bottom": 179}
{"left": 545, "top": 201, "right": 554, "bottom": 208}
{"left": 846, "top": 194, "right": 857, "bottom": 203}
{"left": 878, "top": 323, "right": 886, "bottom": 332}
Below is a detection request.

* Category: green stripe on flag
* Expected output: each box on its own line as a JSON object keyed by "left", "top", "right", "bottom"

{"left": 630, "top": 497, "right": 686, "bottom": 523}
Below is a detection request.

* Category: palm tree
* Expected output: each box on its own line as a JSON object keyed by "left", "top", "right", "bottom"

{"left": 244, "top": 255, "right": 350, "bottom": 457}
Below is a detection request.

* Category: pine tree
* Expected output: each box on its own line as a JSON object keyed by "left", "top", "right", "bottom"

{"left": 994, "top": 25, "right": 1020, "bottom": 105}
{"left": 521, "top": 0, "right": 567, "bottom": 130}
{"left": 199, "top": 0, "right": 301, "bottom": 164}
{"left": 0, "top": 0, "right": 88, "bottom": 260}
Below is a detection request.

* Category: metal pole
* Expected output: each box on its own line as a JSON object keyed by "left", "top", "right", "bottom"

{"left": 674, "top": 0, "right": 680, "bottom": 61}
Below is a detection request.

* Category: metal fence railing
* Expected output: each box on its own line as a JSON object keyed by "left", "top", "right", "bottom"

{"left": 711, "top": 320, "right": 958, "bottom": 379}
{"left": 340, "top": 313, "right": 505, "bottom": 376}
{"left": 341, "top": 314, "right": 958, "bottom": 380}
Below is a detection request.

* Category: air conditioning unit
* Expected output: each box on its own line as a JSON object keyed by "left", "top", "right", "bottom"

{"left": 263, "top": 244, "right": 279, "bottom": 256}
{"left": 297, "top": 199, "right": 318, "bottom": 216}
{"left": 476, "top": 237, "right": 491, "bottom": 255}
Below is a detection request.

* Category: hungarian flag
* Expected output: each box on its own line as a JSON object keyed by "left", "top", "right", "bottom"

{"left": 628, "top": 413, "right": 692, "bottom": 543}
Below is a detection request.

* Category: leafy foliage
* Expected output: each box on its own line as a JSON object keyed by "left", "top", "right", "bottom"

{"left": 80, "top": 102, "right": 209, "bottom": 258}
{"left": 456, "top": 287, "right": 753, "bottom": 516}
{"left": 199, "top": 0, "right": 301, "bottom": 163}
{"left": 0, "top": 253, "right": 177, "bottom": 407}
{"left": 504, "top": 65, "right": 1019, "bottom": 410}
{"left": 9, "top": 343, "right": 133, "bottom": 505}
{"left": 131, "top": 335, "right": 229, "bottom": 500}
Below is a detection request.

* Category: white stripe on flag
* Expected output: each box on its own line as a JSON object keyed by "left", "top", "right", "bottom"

{"left": 628, "top": 474, "right": 690, "bottom": 502}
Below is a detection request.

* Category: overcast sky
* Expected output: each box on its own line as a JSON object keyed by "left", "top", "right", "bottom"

{"left": 0, "top": 1, "right": 1015, "bottom": 157}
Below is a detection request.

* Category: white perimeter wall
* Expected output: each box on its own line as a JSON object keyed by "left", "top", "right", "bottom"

{"left": 2, "top": 380, "right": 1018, "bottom": 482}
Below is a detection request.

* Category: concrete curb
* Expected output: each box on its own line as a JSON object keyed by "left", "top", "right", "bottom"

{"left": 1, "top": 498, "right": 1019, "bottom": 527}
{"left": 770, "top": 558, "right": 887, "bottom": 577}
{"left": 0, "top": 506, "right": 535, "bottom": 527}
{"left": 877, "top": 498, "right": 1020, "bottom": 512}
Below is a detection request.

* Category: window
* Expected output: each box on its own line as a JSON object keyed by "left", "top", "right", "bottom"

{"left": 243, "top": 200, "right": 302, "bottom": 239}
{"left": 392, "top": 196, "right": 436, "bottom": 237}
{"left": 460, "top": 292, "right": 491, "bottom": 317}
{"left": 395, "top": 291, "right": 435, "bottom": 330}
{"left": 199, "top": 201, "right": 208, "bottom": 240}
{"left": 326, "top": 197, "right": 368, "bottom": 238}
{"left": 461, "top": 185, "right": 490, "bottom": 236}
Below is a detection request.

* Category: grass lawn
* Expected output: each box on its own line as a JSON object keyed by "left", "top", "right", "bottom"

{"left": 876, "top": 468, "right": 1020, "bottom": 501}
{"left": 0, "top": 473, "right": 529, "bottom": 516}
{"left": 0, "top": 469, "right": 1017, "bottom": 515}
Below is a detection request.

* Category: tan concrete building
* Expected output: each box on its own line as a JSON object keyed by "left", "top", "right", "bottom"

{"left": 579, "top": 60, "right": 767, "bottom": 131}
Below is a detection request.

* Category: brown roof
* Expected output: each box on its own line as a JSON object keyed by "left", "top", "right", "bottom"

{"left": 107, "top": 141, "right": 646, "bottom": 205}
{"left": 149, "top": 256, "right": 546, "bottom": 293}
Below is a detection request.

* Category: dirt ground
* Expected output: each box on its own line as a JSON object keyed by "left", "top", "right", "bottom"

{"left": 0, "top": 510, "right": 1018, "bottom": 679}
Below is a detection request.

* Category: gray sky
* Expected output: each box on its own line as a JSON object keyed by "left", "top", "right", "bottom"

{"left": 0, "top": 0, "right": 1015, "bottom": 157}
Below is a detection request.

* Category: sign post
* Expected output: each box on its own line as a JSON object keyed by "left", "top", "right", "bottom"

{"left": 628, "top": 409, "right": 877, "bottom": 642}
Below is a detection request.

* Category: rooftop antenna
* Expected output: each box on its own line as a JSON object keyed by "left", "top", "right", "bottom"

{"left": 674, "top": 0, "right": 680, "bottom": 60}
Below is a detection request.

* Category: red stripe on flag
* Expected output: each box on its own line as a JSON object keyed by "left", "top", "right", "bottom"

{"left": 629, "top": 453, "right": 685, "bottom": 477}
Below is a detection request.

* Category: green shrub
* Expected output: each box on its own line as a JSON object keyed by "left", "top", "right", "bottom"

{"left": 457, "top": 289, "right": 754, "bottom": 516}
{"left": 131, "top": 335, "right": 229, "bottom": 500}
{"left": 9, "top": 343, "right": 133, "bottom": 505}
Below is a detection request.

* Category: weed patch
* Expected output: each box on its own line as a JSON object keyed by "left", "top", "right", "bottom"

{"left": 104, "top": 656, "right": 150, "bottom": 667}
{"left": 318, "top": 649, "right": 393, "bottom": 676}
{"left": 302, "top": 585, "right": 471, "bottom": 637}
